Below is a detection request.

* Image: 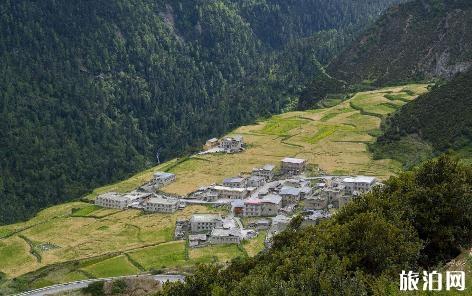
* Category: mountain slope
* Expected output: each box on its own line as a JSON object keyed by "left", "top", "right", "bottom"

{"left": 328, "top": 0, "right": 472, "bottom": 85}
{"left": 372, "top": 69, "right": 472, "bottom": 167}
{"left": 0, "top": 84, "right": 427, "bottom": 294}
{"left": 0, "top": 0, "right": 401, "bottom": 224}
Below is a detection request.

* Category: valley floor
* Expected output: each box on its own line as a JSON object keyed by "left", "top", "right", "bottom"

{"left": 0, "top": 84, "right": 429, "bottom": 294}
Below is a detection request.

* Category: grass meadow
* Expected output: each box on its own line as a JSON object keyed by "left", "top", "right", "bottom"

{"left": 0, "top": 84, "right": 429, "bottom": 294}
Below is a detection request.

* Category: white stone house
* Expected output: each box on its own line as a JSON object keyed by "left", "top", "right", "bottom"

{"left": 252, "top": 164, "right": 276, "bottom": 180}
{"left": 220, "top": 135, "right": 244, "bottom": 153}
{"left": 209, "top": 229, "right": 241, "bottom": 245}
{"left": 223, "top": 177, "right": 247, "bottom": 188}
{"left": 143, "top": 195, "right": 180, "bottom": 213}
{"left": 123, "top": 191, "right": 153, "bottom": 207}
{"left": 95, "top": 192, "right": 130, "bottom": 209}
{"left": 304, "top": 195, "right": 328, "bottom": 210}
{"left": 243, "top": 194, "right": 282, "bottom": 217}
{"left": 279, "top": 186, "right": 302, "bottom": 206}
{"left": 281, "top": 157, "right": 306, "bottom": 174}
{"left": 212, "top": 186, "right": 247, "bottom": 199}
{"left": 271, "top": 215, "right": 292, "bottom": 234}
{"left": 153, "top": 172, "right": 176, "bottom": 189}
{"left": 246, "top": 176, "right": 266, "bottom": 188}
{"left": 190, "top": 214, "right": 224, "bottom": 233}
{"left": 343, "top": 176, "right": 377, "bottom": 195}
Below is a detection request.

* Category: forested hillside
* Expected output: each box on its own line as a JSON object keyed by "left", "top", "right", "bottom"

{"left": 159, "top": 156, "right": 472, "bottom": 295}
{"left": 328, "top": 0, "right": 472, "bottom": 85}
{"left": 373, "top": 69, "right": 472, "bottom": 167}
{"left": 0, "top": 0, "right": 401, "bottom": 224}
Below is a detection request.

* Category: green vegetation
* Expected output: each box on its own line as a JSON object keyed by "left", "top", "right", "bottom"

{"left": 0, "top": 84, "right": 428, "bottom": 294}
{"left": 161, "top": 84, "right": 428, "bottom": 196}
{"left": 328, "top": 0, "right": 472, "bottom": 85}
{"left": 71, "top": 206, "right": 101, "bottom": 217}
{"left": 260, "top": 117, "right": 309, "bottom": 136}
{"left": 374, "top": 69, "right": 472, "bottom": 167}
{"left": 0, "top": 204, "right": 220, "bottom": 280}
{"left": 243, "top": 231, "right": 267, "bottom": 257}
{"left": 127, "top": 241, "right": 187, "bottom": 270}
{"left": 82, "top": 281, "right": 105, "bottom": 296}
{"left": 159, "top": 156, "right": 472, "bottom": 295}
{"left": 189, "top": 245, "right": 246, "bottom": 264}
{"left": 0, "top": 0, "right": 402, "bottom": 225}
{"left": 81, "top": 256, "right": 140, "bottom": 278}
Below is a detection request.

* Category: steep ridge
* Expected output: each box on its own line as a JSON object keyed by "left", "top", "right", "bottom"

{"left": 373, "top": 69, "right": 472, "bottom": 167}
{"left": 328, "top": 0, "right": 472, "bottom": 85}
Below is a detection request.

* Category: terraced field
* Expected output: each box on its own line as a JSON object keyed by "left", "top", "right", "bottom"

{"left": 0, "top": 204, "right": 227, "bottom": 290}
{"left": 0, "top": 84, "right": 428, "bottom": 294}
{"left": 162, "top": 84, "right": 429, "bottom": 195}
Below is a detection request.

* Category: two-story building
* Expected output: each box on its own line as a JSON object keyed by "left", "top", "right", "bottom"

{"left": 343, "top": 176, "right": 377, "bottom": 195}
{"left": 209, "top": 229, "right": 241, "bottom": 245}
{"left": 243, "top": 194, "right": 282, "bottom": 217}
{"left": 190, "top": 214, "right": 224, "bottom": 233}
{"left": 279, "top": 186, "right": 302, "bottom": 206}
{"left": 281, "top": 158, "right": 306, "bottom": 174}
{"left": 304, "top": 195, "right": 328, "bottom": 210}
{"left": 252, "top": 164, "right": 276, "bottom": 180}
{"left": 212, "top": 186, "right": 248, "bottom": 199}
{"left": 246, "top": 176, "right": 266, "bottom": 188}
{"left": 95, "top": 192, "right": 130, "bottom": 209}
{"left": 222, "top": 177, "right": 247, "bottom": 188}
{"left": 143, "top": 195, "right": 180, "bottom": 213}
{"left": 220, "top": 136, "right": 244, "bottom": 153}
{"left": 153, "top": 172, "right": 176, "bottom": 189}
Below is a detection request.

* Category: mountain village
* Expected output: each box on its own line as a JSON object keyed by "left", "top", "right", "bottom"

{"left": 94, "top": 136, "right": 380, "bottom": 249}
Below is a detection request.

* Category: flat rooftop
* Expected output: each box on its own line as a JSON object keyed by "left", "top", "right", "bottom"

{"left": 343, "top": 176, "right": 377, "bottom": 184}
{"left": 146, "top": 196, "right": 179, "bottom": 205}
{"left": 223, "top": 177, "right": 246, "bottom": 183}
{"left": 190, "top": 214, "right": 222, "bottom": 223}
{"left": 281, "top": 157, "right": 306, "bottom": 164}
{"left": 211, "top": 228, "right": 240, "bottom": 237}
{"left": 154, "top": 172, "right": 176, "bottom": 179}
{"left": 245, "top": 194, "right": 282, "bottom": 205}
{"left": 213, "top": 186, "right": 246, "bottom": 193}
{"left": 280, "top": 186, "right": 302, "bottom": 196}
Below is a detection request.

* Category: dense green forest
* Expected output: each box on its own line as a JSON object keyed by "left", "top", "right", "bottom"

{"left": 0, "top": 0, "right": 402, "bottom": 224}
{"left": 372, "top": 69, "right": 472, "bottom": 167}
{"left": 297, "top": 0, "right": 472, "bottom": 111}
{"left": 328, "top": 0, "right": 472, "bottom": 85}
{"left": 158, "top": 155, "right": 472, "bottom": 295}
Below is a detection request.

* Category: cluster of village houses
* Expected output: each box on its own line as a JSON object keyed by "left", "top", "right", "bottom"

{"left": 94, "top": 135, "right": 380, "bottom": 248}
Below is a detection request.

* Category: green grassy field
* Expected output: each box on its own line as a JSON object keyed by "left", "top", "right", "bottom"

{"left": 81, "top": 255, "right": 141, "bottom": 278}
{"left": 0, "top": 84, "right": 430, "bottom": 294}
{"left": 127, "top": 241, "right": 188, "bottom": 270}
{"left": 189, "top": 244, "right": 246, "bottom": 264}
{"left": 161, "top": 84, "right": 428, "bottom": 195}
{"left": 0, "top": 204, "right": 222, "bottom": 279}
{"left": 243, "top": 231, "right": 267, "bottom": 257}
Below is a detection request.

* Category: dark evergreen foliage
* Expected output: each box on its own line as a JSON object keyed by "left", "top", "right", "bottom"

{"left": 0, "top": 0, "right": 400, "bottom": 224}
{"left": 328, "top": 0, "right": 472, "bottom": 85}
{"left": 158, "top": 156, "right": 472, "bottom": 295}
{"left": 374, "top": 69, "right": 472, "bottom": 164}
